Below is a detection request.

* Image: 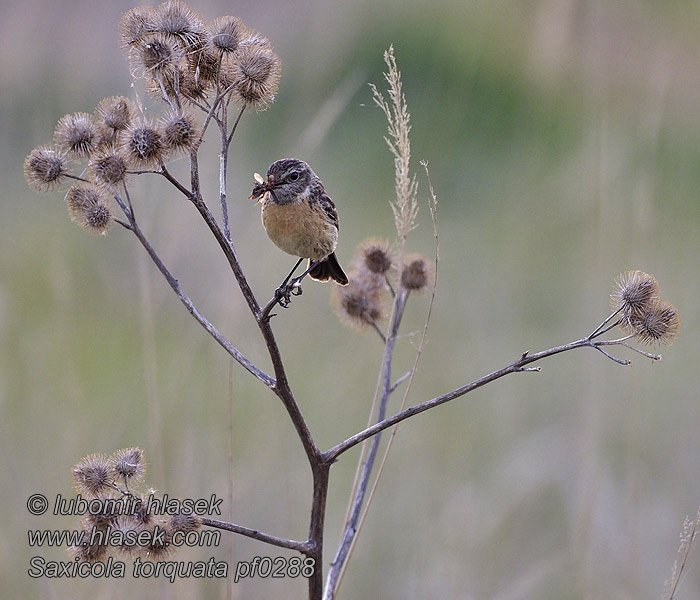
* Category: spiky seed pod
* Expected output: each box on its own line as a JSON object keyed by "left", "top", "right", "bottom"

{"left": 24, "top": 146, "right": 68, "bottom": 192}
{"left": 144, "top": 66, "right": 206, "bottom": 104}
{"left": 180, "top": 70, "right": 211, "bottom": 102}
{"left": 95, "top": 96, "right": 134, "bottom": 132}
{"left": 400, "top": 254, "right": 432, "bottom": 292}
{"left": 152, "top": 0, "right": 207, "bottom": 52}
{"left": 122, "top": 119, "right": 166, "bottom": 168}
{"left": 88, "top": 146, "right": 129, "bottom": 188}
{"left": 160, "top": 109, "right": 201, "bottom": 154}
{"left": 69, "top": 530, "right": 109, "bottom": 563}
{"left": 110, "top": 447, "right": 146, "bottom": 484}
{"left": 144, "top": 522, "right": 173, "bottom": 559}
{"left": 239, "top": 29, "right": 272, "bottom": 49}
{"left": 225, "top": 44, "right": 281, "bottom": 109}
{"left": 129, "top": 34, "right": 182, "bottom": 79}
{"left": 73, "top": 453, "right": 112, "bottom": 497}
{"left": 112, "top": 515, "right": 145, "bottom": 556}
{"left": 130, "top": 495, "right": 154, "bottom": 526}
{"left": 54, "top": 112, "right": 98, "bottom": 158}
{"left": 186, "top": 46, "right": 222, "bottom": 87}
{"left": 332, "top": 270, "right": 387, "bottom": 331}
{"left": 611, "top": 270, "right": 660, "bottom": 326}
{"left": 81, "top": 499, "right": 119, "bottom": 530}
{"left": 209, "top": 16, "right": 245, "bottom": 53}
{"left": 119, "top": 6, "right": 156, "bottom": 48}
{"left": 145, "top": 68, "right": 180, "bottom": 102}
{"left": 357, "top": 238, "right": 393, "bottom": 275}
{"left": 169, "top": 513, "right": 201, "bottom": 534}
{"left": 65, "top": 184, "right": 113, "bottom": 235}
{"left": 631, "top": 300, "right": 680, "bottom": 346}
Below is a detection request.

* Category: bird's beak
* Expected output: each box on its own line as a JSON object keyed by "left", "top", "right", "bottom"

{"left": 250, "top": 175, "right": 279, "bottom": 204}
{"left": 250, "top": 172, "right": 272, "bottom": 202}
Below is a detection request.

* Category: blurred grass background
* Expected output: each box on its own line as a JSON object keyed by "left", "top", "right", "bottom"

{"left": 2, "top": 0, "right": 700, "bottom": 598}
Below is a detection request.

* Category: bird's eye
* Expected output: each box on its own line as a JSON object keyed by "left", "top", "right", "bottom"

{"left": 288, "top": 171, "right": 299, "bottom": 181}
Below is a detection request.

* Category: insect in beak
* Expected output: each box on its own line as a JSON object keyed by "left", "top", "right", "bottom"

{"left": 250, "top": 173, "right": 281, "bottom": 205}
{"left": 250, "top": 172, "right": 267, "bottom": 202}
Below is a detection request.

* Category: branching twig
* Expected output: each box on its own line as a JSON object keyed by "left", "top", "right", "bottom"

{"left": 202, "top": 518, "right": 311, "bottom": 553}
{"left": 324, "top": 290, "right": 408, "bottom": 598}
{"left": 324, "top": 333, "right": 657, "bottom": 463}
{"left": 112, "top": 192, "right": 274, "bottom": 387}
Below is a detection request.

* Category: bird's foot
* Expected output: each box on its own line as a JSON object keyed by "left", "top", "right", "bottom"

{"left": 261, "top": 280, "right": 304, "bottom": 323}
{"left": 274, "top": 279, "right": 303, "bottom": 308}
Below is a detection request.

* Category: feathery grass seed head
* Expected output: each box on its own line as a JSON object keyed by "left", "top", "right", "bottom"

{"left": 65, "top": 184, "right": 113, "bottom": 235}
{"left": 24, "top": 146, "right": 68, "bottom": 192}
{"left": 54, "top": 112, "right": 98, "bottom": 158}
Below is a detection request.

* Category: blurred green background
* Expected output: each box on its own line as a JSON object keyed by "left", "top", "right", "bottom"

{"left": 3, "top": 0, "right": 700, "bottom": 598}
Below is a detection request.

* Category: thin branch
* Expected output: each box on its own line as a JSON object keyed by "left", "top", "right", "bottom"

{"left": 218, "top": 104, "right": 231, "bottom": 241}
{"left": 619, "top": 341, "right": 662, "bottom": 360}
{"left": 227, "top": 103, "right": 246, "bottom": 146}
{"left": 112, "top": 192, "right": 274, "bottom": 387}
{"left": 589, "top": 306, "right": 623, "bottom": 338}
{"left": 594, "top": 345, "right": 631, "bottom": 365}
{"left": 389, "top": 370, "right": 412, "bottom": 393}
{"left": 159, "top": 165, "right": 192, "bottom": 198}
{"left": 368, "top": 317, "right": 387, "bottom": 344}
{"left": 325, "top": 162, "right": 440, "bottom": 598}
{"left": 201, "top": 518, "right": 310, "bottom": 553}
{"left": 114, "top": 218, "right": 132, "bottom": 230}
{"left": 65, "top": 173, "right": 91, "bottom": 184}
{"left": 324, "top": 333, "right": 651, "bottom": 463}
{"left": 186, "top": 152, "right": 321, "bottom": 465}
{"left": 324, "top": 290, "right": 408, "bottom": 599}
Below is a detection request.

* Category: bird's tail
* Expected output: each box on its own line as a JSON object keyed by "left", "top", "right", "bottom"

{"left": 308, "top": 253, "right": 348, "bottom": 285}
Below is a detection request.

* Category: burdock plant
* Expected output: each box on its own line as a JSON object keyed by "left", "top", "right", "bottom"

{"left": 25, "top": 3, "right": 680, "bottom": 598}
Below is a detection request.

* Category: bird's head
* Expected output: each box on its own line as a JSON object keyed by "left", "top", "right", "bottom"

{"left": 250, "top": 158, "right": 316, "bottom": 205}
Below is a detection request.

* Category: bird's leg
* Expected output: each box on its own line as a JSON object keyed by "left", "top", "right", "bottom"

{"left": 274, "top": 258, "right": 304, "bottom": 308}
{"left": 288, "top": 261, "right": 320, "bottom": 296}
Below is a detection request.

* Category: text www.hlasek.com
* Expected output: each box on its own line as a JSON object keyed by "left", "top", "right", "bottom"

{"left": 234, "top": 556, "right": 315, "bottom": 583}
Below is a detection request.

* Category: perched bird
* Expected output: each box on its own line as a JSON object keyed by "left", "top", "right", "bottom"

{"left": 251, "top": 158, "right": 349, "bottom": 289}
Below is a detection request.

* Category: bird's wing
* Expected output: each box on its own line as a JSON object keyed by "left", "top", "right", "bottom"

{"left": 317, "top": 192, "right": 339, "bottom": 230}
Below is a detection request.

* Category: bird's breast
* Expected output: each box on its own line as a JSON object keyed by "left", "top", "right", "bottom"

{"left": 261, "top": 199, "right": 338, "bottom": 261}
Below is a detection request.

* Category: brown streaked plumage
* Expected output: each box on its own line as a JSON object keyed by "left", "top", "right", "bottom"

{"left": 253, "top": 158, "right": 348, "bottom": 286}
